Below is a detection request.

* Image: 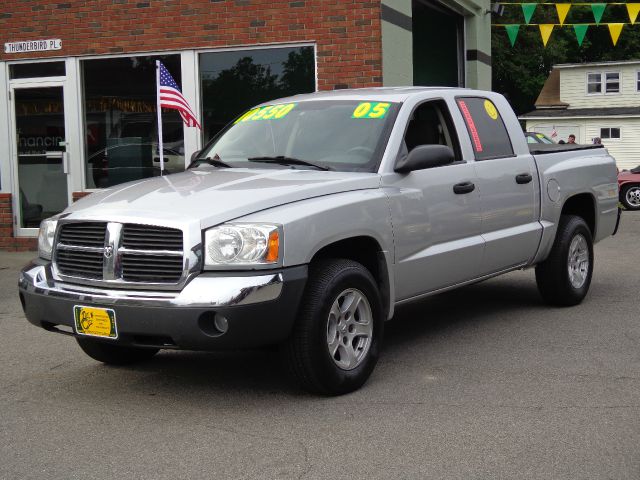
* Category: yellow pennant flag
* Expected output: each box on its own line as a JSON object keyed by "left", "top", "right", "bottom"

{"left": 556, "top": 4, "right": 571, "bottom": 25}
{"left": 539, "top": 24, "right": 554, "bottom": 47}
{"left": 608, "top": 23, "right": 624, "bottom": 46}
{"left": 627, "top": 4, "right": 640, "bottom": 24}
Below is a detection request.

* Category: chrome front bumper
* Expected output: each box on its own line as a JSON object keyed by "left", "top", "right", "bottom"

{"left": 19, "top": 261, "right": 283, "bottom": 308}
{"left": 18, "top": 261, "right": 308, "bottom": 350}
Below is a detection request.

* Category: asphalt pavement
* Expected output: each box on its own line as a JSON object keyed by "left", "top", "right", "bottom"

{"left": 1, "top": 213, "right": 638, "bottom": 479}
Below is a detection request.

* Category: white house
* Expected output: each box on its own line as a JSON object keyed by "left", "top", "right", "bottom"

{"left": 520, "top": 60, "right": 640, "bottom": 170}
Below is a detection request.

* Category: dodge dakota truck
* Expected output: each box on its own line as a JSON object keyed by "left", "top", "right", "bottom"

{"left": 19, "top": 87, "right": 620, "bottom": 395}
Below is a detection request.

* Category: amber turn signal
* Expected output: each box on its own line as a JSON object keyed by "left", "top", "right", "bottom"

{"left": 265, "top": 230, "right": 279, "bottom": 262}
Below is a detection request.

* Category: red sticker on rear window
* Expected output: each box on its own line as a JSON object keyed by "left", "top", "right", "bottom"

{"left": 457, "top": 100, "right": 483, "bottom": 153}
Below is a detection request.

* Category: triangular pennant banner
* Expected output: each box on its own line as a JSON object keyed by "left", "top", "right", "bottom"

{"left": 591, "top": 3, "right": 606, "bottom": 25}
{"left": 521, "top": 3, "right": 537, "bottom": 24}
{"left": 505, "top": 24, "right": 520, "bottom": 47}
{"left": 539, "top": 24, "right": 554, "bottom": 47}
{"left": 627, "top": 3, "right": 640, "bottom": 24}
{"left": 608, "top": 23, "right": 624, "bottom": 46}
{"left": 556, "top": 4, "right": 571, "bottom": 25}
{"left": 574, "top": 24, "right": 589, "bottom": 46}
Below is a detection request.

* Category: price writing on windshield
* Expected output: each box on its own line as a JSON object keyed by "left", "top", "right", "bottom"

{"left": 236, "top": 103, "right": 296, "bottom": 123}
{"left": 352, "top": 102, "right": 390, "bottom": 119}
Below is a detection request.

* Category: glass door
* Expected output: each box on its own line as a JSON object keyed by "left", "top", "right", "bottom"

{"left": 11, "top": 84, "right": 70, "bottom": 232}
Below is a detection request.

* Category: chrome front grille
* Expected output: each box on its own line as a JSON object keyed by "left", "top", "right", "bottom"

{"left": 57, "top": 222, "right": 106, "bottom": 247}
{"left": 122, "top": 224, "right": 183, "bottom": 251}
{"left": 121, "top": 253, "right": 184, "bottom": 282}
{"left": 54, "top": 222, "right": 185, "bottom": 285}
{"left": 56, "top": 248, "right": 104, "bottom": 279}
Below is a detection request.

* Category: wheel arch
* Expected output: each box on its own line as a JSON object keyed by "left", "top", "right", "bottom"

{"left": 310, "top": 236, "right": 392, "bottom": 320}
{"left": 619, "top": 180, "right": 640, "bottom": 189}
{"left": 561, "top": 192, "right": 596, "bottom": 237}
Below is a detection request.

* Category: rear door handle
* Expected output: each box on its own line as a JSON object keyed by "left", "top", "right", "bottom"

{"left": 516, "top": 173, "right": 533, "bottom": 184}
{"left": 453, "top": 181, "right": 475, "bottom": 194}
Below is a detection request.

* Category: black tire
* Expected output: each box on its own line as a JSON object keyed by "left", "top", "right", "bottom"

{"left": 76, "top": 337, "right": 159, "bottom": 365}
{"left": 283, "top": 259, "right": 384, "bottom": 395}
{"left": 535, "top": 215, "right": 594, "bottom": 306}
{"left": 620, "top": 184, "right": 640, "bottom": 211}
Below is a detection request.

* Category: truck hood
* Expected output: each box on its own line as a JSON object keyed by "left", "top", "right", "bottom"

{"left": 64, "top": 168, "right": 381, "bottom": 228}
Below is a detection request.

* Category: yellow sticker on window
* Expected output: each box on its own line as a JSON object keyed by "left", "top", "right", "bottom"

{"left": 352, "top": 102, "right": 391, "bottom": 119}
{"left": 235, "top": 103, "right": 296, "bottom": 123}
{"left": 484, "top": 100, "right": 498, "bottom": 120}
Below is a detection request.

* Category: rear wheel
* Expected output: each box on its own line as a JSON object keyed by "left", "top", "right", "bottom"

{"left": 621, "top": 184, "right": 640, "bottom": 210}
{"left": 535, "top": 215, "right": 594, "bottom": 306}
{"left": 76, "top": 337, "right": 159, "bottom": 365}
{"left": 284, "top": 259, "right": 384, "bottom": 395}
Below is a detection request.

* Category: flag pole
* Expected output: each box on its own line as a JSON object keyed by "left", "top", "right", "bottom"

{"left": 156, "top": 60, "right": 165, "bottom": 176}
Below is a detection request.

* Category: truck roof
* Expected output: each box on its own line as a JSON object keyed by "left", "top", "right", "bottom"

{"left": 261, "top": 86, "right": 472, "bottom": 105}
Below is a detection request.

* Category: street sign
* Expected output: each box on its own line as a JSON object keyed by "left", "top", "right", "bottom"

{"left": 4, "top": 39, "right": 62, "bottom": 54}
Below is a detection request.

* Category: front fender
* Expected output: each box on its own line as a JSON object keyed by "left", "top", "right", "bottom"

{"left": 237, "top": 189, "right": 396, "bottom": 318}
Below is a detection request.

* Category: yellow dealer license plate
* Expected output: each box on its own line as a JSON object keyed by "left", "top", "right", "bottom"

{"left": 73, "top": 305, "right": 118, "bottom": 339}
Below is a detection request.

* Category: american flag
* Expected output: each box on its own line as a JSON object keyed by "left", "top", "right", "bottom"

{"left": 158, "top": 61, "right": 201, "bottom": 129}
{"left": 551, "top": 127, "right": 558, "bottom": 138}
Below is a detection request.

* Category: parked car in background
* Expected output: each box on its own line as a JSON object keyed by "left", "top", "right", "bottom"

{"left": 87, "top": 143, "right": 184, "bottom": 188}
{"left": 618, "top": 165, "right": 640, "bottom": 210}
{"left": 525, "top": 132, "right": 555, "bottom": 144}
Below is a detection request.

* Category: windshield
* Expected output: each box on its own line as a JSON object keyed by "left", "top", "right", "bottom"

{"left": 527, "top": 132, "right": 555, "bottom": 144}
{"left": 195, "top": 100, "right": 399, "bottom": 172}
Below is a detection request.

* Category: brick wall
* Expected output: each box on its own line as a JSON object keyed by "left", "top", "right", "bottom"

{"left": 0, "top": 194, "right": 38, "bottom": 251}
{"left": 72, "top": 191, "right": 91, "bottom": 202}
{"left": 0, "top": 0, "right": 383, "bottom": 90}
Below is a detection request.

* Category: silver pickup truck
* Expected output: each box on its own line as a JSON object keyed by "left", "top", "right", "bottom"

{"left": 19, "top": 88, "right": 620, "bottom": 395}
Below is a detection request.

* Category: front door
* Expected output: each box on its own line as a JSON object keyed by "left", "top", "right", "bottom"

{"left": 385, "top": 100, "right": 484, "bottom": 300}
{"left": 11, "top": 84, "right": 70, "bottom": 234}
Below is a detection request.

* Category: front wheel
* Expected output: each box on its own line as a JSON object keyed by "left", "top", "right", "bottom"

{"left": 283, "top": 259, "right": 384, "bottom": 395}
{"left": 76, "top": 337, "right": 159, "bottom": 365}
{"left": 621, "top": 184, "right": 640, "bottom": 210}
{"left": 535, "top": 215, "right": 594, "bottom": 306}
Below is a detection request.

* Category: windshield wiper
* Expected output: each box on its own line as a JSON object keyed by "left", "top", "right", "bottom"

{"left": 190, "top": 155, "right": 232, "bottom": 168}
{"left": 247, "top": 156, "right": 332, "bottom": 171}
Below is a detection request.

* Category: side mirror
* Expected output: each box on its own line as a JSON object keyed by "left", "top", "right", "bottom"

{"left": 395, "top": 145, "right": 455, "bottom": 173}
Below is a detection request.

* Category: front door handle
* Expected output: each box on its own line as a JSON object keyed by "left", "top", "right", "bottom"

{"left": 516, "top": 173, "right": 533, "bottom": 184}
{"left": 453, "top": 181, "right": 475, "bottom": 194}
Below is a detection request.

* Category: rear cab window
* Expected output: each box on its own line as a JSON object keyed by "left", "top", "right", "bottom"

{"left": 455, "top": 97, "right": 514, "bottom": 160}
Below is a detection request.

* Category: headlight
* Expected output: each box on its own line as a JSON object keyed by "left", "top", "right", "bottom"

{"left": 38, "top": 217, "right": 58, "bottom": 260}
{"left": 204, "top": 223, "right": 280, "bottom": 267}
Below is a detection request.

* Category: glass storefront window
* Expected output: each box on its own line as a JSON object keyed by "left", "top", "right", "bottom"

{"left": 82, "top": 55, "right": 184, "bottom": 188}
{"left": 199, "top": 46, "right": 315, "bottom": 143}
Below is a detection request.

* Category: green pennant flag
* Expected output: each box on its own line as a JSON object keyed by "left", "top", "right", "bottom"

{"left": 521, "top": 3, "right": 537, "bottom": 24}
{"left": 574, "top": 24, "right": 589, "bottom": 46}
{"left": 505, "top": 24, "right": 520, "bottom": 46}
{"left": 591, "top": 3, "right": 606, "bottom": 25}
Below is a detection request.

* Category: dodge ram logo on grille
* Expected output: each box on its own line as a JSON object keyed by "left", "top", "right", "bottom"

{"left": 104, "top": 245, "right": 114, "bottom": 258}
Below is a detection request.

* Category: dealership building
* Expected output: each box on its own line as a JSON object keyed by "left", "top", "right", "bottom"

{"left": 0, "top": 0, "right": 491, "bottom": 250}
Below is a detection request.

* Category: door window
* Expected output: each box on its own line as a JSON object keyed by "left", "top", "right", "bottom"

{"left": 10, "top": 61, "right": 65, "bottom": 79}
{"left": 400, "top": 100, "right": 461, "bottom": 161}
{"left": 14, "top": 87, "right": 69, "bottom": 228}
{"left": 456, "top": 97, "right": 514, "bottom": 160}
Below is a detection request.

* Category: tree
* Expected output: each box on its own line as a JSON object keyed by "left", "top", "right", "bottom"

{"left": 492, "top": 1, "right": 640, "bottom": 114}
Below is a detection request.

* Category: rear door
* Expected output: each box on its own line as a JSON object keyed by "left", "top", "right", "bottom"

{"left": 455, "top": 96, "right": 542, "bottom": 274}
